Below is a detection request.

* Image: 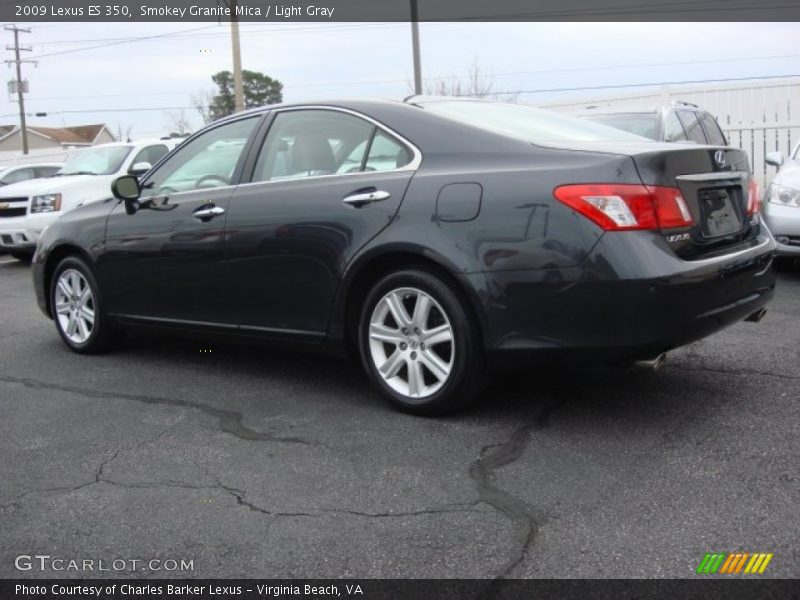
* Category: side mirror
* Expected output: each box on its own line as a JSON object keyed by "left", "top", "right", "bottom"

{"left": 765, "top": 151, "right": 784, "bottom": 168}
{"left": 129, "top": 161, "right": 152, "bottom": 177}
{"left": 111, "top": 175, "right": 141, "bottom": 215}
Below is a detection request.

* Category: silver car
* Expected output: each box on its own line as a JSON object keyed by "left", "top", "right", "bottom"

{"left": 763, "top": 144, "right": 800, "bottom": 257}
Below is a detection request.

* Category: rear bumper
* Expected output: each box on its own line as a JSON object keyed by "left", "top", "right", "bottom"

{"left": 480, "top": 230, "right": 777, "bottom": 368}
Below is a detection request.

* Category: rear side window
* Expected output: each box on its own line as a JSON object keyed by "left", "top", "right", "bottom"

{"left": 254, "top": 110, "right": 374, "bottom": 182}
{"left": 133, "top": 144, "right": 169, "bottom": 167}
{"left": 664, "top": 112, "right": 687, "bottom": 142}
{"left": 253, "top": 109, "right": 412, "bottom": 182}
{"left": 583, "top": 113, "right": 659, "bottom": 140}
{"left": 676, "top": 111, "right": 707, "bottom": 144}
{"left": 698, "top": 112, "right": 727, "bottom": 146}
{"left": 366, "top": 131, "right": 412, "bottom": 171}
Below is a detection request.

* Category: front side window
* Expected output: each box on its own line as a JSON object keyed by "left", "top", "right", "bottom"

{"left": 698, "top": 112, "right": 727, "bottom": 146}
{"left": 143, "top": 117, "right": 258, "bottom": 195}
{"left": 582, "top": 113, "right": 659, "bottom": 140}
{"left": 57, "top": 146, "right": 133, "bottom": 176}
{"left": 664, "top": 112, "right": 687, "bottom": 142}
{"left": 253, "top": 109, "right": 411, "bottom": 183}
{"left": 676, "top": 111, "right": 706, "bottom": 144}
{"left": 35, "top": 166, "right": 61, "bottom": 178}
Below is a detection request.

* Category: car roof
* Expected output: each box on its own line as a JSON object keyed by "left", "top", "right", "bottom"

{"left": 579, "top": 103, "right": 705, "bottom": 117}
{"left": 0, "top": 162, "right": 63, "bottom": 169}
{"left": 214, "top": 98, "right": 416, "bottom": 123}
{"left": 85, "top": 139, "right": 170, "bottom": 150}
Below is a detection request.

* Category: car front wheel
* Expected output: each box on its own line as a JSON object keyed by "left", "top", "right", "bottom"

{"left": 359, "top": 269, "right": 486, "bottom": 415}
{"left": 50, "top": 256, "right": 120, "bottom": 354}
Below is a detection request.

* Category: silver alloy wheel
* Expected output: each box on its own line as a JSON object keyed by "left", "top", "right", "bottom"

{"left": 368, "top": 287, "right": 455, "bottom": 399}
{"left": 54, "top": 269, "right": 95, "bottom": 345}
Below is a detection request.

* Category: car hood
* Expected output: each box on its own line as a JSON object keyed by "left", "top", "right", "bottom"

{"left": 772, "top": 162, "right": 800, "bottom": 189}
{"left": 0, "top": 174, "right": 112, "bottom": 197}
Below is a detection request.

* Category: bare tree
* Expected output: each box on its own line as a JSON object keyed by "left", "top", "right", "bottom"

{"left": 191, "top": 91, "right": 214, "bottom": 126}
{"left": 412, "top": 59, "right": 499, "bottom": 99}
{"left": 114, "top": 123, "right": 134, "bottom": 142}
{"left": 165, "top": 109, "right": 192, "bottom": 136}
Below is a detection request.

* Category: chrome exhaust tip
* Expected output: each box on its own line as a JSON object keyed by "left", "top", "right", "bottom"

{"left": 634, "top": 353, "right": 667, "bottom": 371}
{"left": 745, "top": 308, "right": 767, "bottom": 323}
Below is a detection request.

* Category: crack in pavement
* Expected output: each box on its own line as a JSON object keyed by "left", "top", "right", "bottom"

{"left": 3, "top": 469, "right": 486, "bottom": 525}
{"left": 207, "top": 476, "right": 488, "bottom": 521}
{"left": 1, "top": 449, "right": 121, "bottom": 511}
{"left": 469, "top": 400, "right": 563, "bottom": 581}
{"left": 0, "top": 373, "right": 328, "bottom": 447}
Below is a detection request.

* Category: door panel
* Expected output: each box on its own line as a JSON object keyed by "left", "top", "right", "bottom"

{"left": 226, "top": 170, "right": 413, "bottom": 336}
{"left": 99, "top": 115, "right": 261, "bottom": 326}
{"left": 101, "top": 188, "right": 234, "bottom": 324}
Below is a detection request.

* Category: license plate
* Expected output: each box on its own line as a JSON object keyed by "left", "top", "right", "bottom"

{"left": 700, "top": 189, "right": 741, "bottom": 238}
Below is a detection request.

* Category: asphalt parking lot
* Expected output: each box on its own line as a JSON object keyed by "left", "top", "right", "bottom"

{"left": 1, "top": 256, "right": 798, "bottom": 579}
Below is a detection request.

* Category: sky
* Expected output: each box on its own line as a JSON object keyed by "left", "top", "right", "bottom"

{"left": 0, "top": 21, "right": 797, "bottom": 140}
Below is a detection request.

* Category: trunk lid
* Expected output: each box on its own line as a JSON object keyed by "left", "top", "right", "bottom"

{"left": 631, "top": 145, "right": 755, "bottom": 259}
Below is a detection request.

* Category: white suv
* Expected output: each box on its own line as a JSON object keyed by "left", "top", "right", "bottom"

{"left": 0, "top": 140, "right": 171, "bottom": 260}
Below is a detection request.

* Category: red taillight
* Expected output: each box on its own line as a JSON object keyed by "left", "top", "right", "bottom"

{"left": 747, "top": 180, "right": 760, "bottom": 215}
{"left": 553, "top": 183, "right": 693, "bottom": 231}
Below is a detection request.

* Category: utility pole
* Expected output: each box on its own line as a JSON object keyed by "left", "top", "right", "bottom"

{"left": 410, "top": 0, "right": 422, "bottom": 95}
{"left": 229, "top": 0, "right": 244, "bottom": 112}
{"left": 5, "top": 25, "right": 36, "bottom": 155}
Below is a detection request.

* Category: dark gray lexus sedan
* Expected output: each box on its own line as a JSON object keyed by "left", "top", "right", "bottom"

{"left": 32, "top": 98, "right": 776, "bottom": 414}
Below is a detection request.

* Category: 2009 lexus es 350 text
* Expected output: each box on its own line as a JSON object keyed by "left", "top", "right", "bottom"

{"left": 32, "top": 98, "right": 777, "bottom": 414}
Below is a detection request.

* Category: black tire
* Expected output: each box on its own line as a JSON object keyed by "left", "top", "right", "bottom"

{"left": 11, "top": 252, "right": 33, "bottom": 263}
{"left": 50, "top": 255, "right": 122, "bottom": 354}
{"left": 358, "top": 268, "right": 487, "bottom": 416}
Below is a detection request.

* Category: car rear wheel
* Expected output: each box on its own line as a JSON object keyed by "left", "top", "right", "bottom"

{"left": 50, "top": 256, "right": 120, "bottom": 354}
{"left": 358, "top": 269, "right": 486, "bottom": 415}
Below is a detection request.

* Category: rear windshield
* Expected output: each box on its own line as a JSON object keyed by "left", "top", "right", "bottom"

{"left": 581, "top": 113, "right": 659, "bottom": 140}
{"left": 418, "top": 100, "right": 647, "bottom": 144}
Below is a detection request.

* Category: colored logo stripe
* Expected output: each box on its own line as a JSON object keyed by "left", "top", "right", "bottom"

{"left": 697, "top": 552, "right": 773, "bottom": 574}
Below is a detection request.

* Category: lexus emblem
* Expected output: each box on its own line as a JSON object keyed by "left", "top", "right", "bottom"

{"left": 714, "top": 150, "right": 727, "bottom": 168}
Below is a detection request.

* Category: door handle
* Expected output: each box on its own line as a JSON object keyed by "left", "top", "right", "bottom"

{"left": 193, "top": 205, "right": 225, "bottom": 221}
{"left": 342, "top": 189, "right": 391, "bottom": 208}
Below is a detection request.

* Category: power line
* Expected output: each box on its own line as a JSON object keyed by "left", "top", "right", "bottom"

{"left": 28, "top": 25, "right": 222, "bottom": 59}
{"left": 8, "top": 74, "right": 799, "bottom": 120}
{"left": 0, "top": 106, "right": 198, "bottom": 118}
{"left": 19, "top": 54, "right": 800, "bottom": 102}
{"left": 27, "top": 23, "right": 402, "bottom": 56}
{"left": 481, "top": 73, "right": 800, "bottom": 97}
{"left": 32, "top": 23, "right": 401, "bottom": 46}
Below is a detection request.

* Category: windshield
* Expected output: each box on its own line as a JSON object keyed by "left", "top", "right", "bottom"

{"left": 582, "top": 113, "right": 659, "bottom": 140}
{"left": 57, "top": 146, "right": 133, "bottom": 176}
{"left": 418, "top": 100, "right": 648, "bottom": 144}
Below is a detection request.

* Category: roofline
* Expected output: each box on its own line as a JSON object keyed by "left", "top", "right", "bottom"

{"left": 0, "top": 126, "right": 56, "bottom": 144}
